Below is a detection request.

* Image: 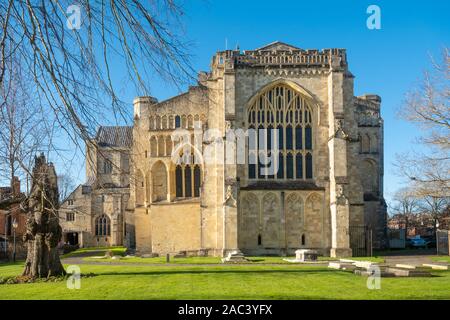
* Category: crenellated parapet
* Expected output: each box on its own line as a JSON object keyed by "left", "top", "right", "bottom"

{"left": 211, "top": 41, "right": 348, "bottom": 71}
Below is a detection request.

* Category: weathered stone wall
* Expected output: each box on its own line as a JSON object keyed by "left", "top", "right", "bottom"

{"left": 239, "top": 190, "right": 329, "bottom": 255}
{"left": 131, "top": 42, "right": 387, "bottom": 257}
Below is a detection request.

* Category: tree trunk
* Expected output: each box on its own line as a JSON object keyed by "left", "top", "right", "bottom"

{"left": 22, "top": 214, "right": 65, "bottom": 278}
{"left": 22, "top": 154, "right": 65, "bottom": 278}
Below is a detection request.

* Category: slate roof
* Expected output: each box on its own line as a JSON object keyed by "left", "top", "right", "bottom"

{"left": 96, "top": 126, "right": 132, "bottom": 148}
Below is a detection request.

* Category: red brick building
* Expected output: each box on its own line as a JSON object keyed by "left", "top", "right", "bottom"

{"left": 0, "top": 177, "right": 27, "bottom": 259}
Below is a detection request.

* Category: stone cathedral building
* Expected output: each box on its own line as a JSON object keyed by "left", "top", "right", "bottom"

{"left": 131, "top": 41, "right": 387, "bottom": 258}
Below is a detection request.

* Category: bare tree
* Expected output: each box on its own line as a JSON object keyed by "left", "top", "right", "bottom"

{"left": 58, "top": 173, "right": 75, "bottom": 203}
{"left": 389, "top": 187, "right": 420, "bottom": 234}
{"left": 396, "top": 48, "right": 450, "bottom": 198}
{"left": 0, "top": 53, "right": 44, "bottom": 193}
{"left": 418, "top": 195, "right": 449, "bottom": 234}
{"left": 0, "top": 1, "right": 193, "bottom": 147}
{"left": 0, "top": 1, "right": 194, "bottom": 278}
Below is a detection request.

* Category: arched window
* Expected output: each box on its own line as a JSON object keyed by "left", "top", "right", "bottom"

{"left": 184, "top": 165, "right": 192, "bottom": 197}
{"left": 187, "top": 115, "right": 193, "bottom": 129}
{"left": 277, "top": 152, "right": 284, "bottom": 179}
{"left": 286, "top": 153, "right": 294, "bottom": 179}
{"left": 175, "top": 165, "right": 183, "bottom": 197}
{"left": 361, "top": 134, "right": 370, "bottom": 153}
{"left": 161, "top": 115, "right": 167, "bottom": 129}
{"left": 158, "top": 136, "right": 165, "bottom": 157}
{"left": 175, "top": 115, "right": 181, "bottom": 128}
{"left": 175, "top": 161, "right": 202, "bottom": 199}
{"left": 149, "top": 116, "right": 155, "bottom": 130}
{"left": 296, "top": 153, "right": 303, "bottom": 179}
{"left": 194, "top": 165, "right": 201, "bottom": 197}
{"left": 95, "top": 215, "right": 110, "bottom": 236}
{"left": 305, "top": 125, "right": 312, "bottom": 150}
{"left": 371, "top": 134, "right": 378, "bottom": 153}
{"left": 152, "top": 161, "right": 167, "bottom": 202}
{"left": 150, "top": 136, "right": 157, "bottom": 157}
{"left": 306, "top": 153, "right": 313, "bottom": 179}
{"left": 247, "top": 84, "right": 314, "bottom": 180}
{"left": 155, "top": 116, "right": 161, "bottom": 130}
{"left": 295, "top": 125, "right": 302, "bottom": 149}
{"left": 169, "top": 115, "right": 174, "bottom": 129}
{"left": 286, "top": 125, "right": 293, "bottom": 150}
{"left": 165, "top": 136, "right": 172, "bottom": 157}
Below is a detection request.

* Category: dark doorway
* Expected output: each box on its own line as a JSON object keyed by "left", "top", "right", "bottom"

{"left": 66, "top": 232, "right": 79, "bottom": 245}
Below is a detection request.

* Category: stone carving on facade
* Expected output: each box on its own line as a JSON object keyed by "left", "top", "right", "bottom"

{"left": 334, "top": 119, "right": 349, "bottom": 140}
{"left": 336, "top": 184, "right": 349, "bottom": 206}
{"left": 225, "top": 120, "right": 234, "bottom": 131}
{"left": 224, "top": 185, "right": 237, "bottom": 207}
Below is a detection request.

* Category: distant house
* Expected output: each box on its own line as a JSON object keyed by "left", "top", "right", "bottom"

{"left": 0, "top": 177, "right": 27, "bottom": 259}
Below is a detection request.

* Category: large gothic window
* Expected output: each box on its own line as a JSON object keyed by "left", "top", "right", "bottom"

{"left": 175, "top": 161, "right": 202, "bottom": 199}
{"left": 95, "top": 214, "right": 110, "bottom": 236}
{"left": 247, "top": 84, "right": 314, "bottom": 180}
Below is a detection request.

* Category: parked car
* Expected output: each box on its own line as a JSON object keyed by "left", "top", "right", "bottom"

{"left": 409, "top": 236, "right": 428, "bottom": 248}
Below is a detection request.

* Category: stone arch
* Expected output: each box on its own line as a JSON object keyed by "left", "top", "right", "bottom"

{"left": 361, "top": 134, "right": 370, "bottom": 153}
{"left": 151, "top": 161, "right": 168, "bottom": 202}
{"left": 161, "top": 115, "right": 168, "bottom": 129}
{"left": 239, "top": 192, "right": 260, "bottom": 249}
{"left": 165, "top": 135, "right": 172, "bottom": 157}
{"left": 245, "top": 80, "right": 318, "bottom": 180}
{"left": 285, "top": 192, "right": 304, "bottom": 248}
{"left": 187, "top": 114, "right": 193, "bottom": 128}
{"left": 262, "top": 192, "right": 280, "bottom": 248}
{"left": 150, "top": 136, "right": 157, "bottom": 157}
{"left": 371, "top": 134, "right": 378, "bottom": 153}
{"left": 158, "top": 136, "right": 165, "bottom": 157}
{"left": 149, "top": 116, "right": 155, "bottom": 130}
{"left": 304, "top": 192, "right": 323, "bottom": 248}
{"left": 135, "top": 169, "right": 145, "bottom": 206}
{"left": 246, "top": 78, "right": 320, "bottom": 125}
{"left": 361, "top": 159, "right": 378, "bottom": 194}
{"left": 155, "top": 115, "right": 161, "bottom": 130}
{"left": 181, "top": 115, "right": 187, "bottom": 128}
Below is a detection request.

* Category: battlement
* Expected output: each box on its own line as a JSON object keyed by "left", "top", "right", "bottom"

{"left": 212, "top": 41, "right": 347, "bottom": 69}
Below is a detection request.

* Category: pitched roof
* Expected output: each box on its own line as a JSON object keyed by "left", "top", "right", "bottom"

{"left": 96, "top": 126, "right": 132, "bottom": 148}
{"left": 254, "top": 41, "right": 301, "bottom": 51}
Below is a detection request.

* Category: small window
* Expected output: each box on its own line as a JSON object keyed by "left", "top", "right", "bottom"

{"left": 258, "top": 234, "right": 262, "bottom": 246}
{"left": 175, "top": 115, "right": 181, "bottom": 128}
{"left": 103, "top": 159, "right": 113, "bottom": 174}
{"left": 68, "top": 199, "right": 74, "bottom": 206}
{"left": 301, "top": 234, "right": 306, "bottom": 246}
{"left": 66, "top": 212, "right": 75, "bottom": 222}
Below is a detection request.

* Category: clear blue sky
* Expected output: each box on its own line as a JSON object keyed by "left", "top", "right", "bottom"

{"left": 66, "top": 0, "right": 449, "bottom": 204}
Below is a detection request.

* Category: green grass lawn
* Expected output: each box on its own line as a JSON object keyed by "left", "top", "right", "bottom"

{"left": 431, "top": 256, "right": 450, "bottom": 263}
{"left": 1, "top": 262, "right": 448, "bottom": 299}
{"left": 62, "top": 246, "right": 127, "bottom": 258}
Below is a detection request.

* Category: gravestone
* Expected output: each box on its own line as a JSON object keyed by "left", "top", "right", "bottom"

{"left": 295, "top": 249, "right": 319, "bottom": 262}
